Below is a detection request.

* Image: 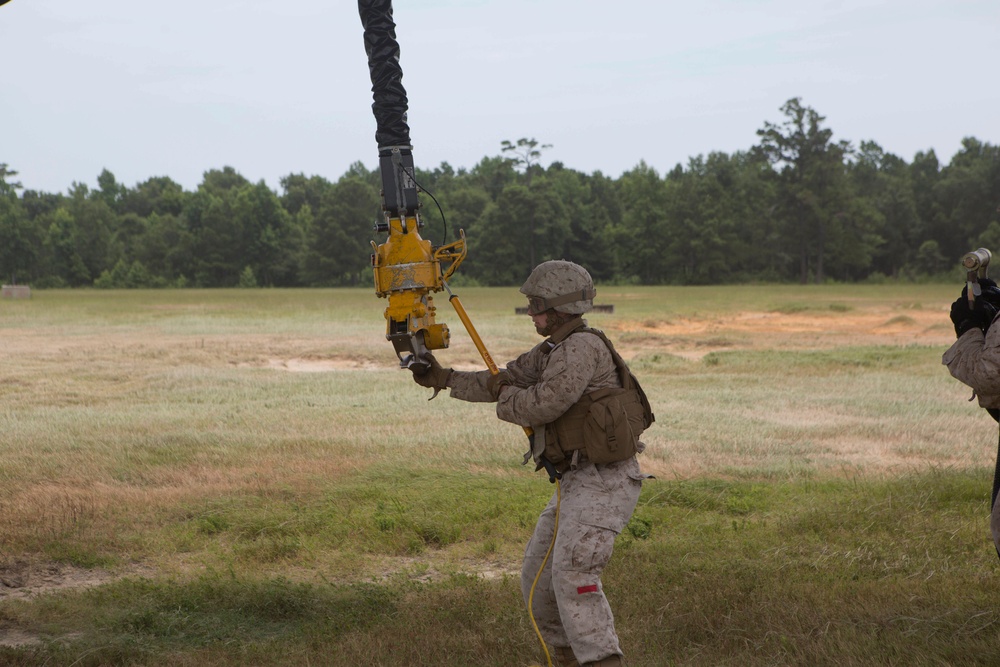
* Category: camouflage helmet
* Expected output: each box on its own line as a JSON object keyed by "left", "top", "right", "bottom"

{"left": 520, "top": 260, "right": 596, "bottom": 315}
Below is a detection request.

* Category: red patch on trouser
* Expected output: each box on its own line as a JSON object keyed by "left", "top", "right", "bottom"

{"left": 577, "top": 584, "right": 599, "bottom": 594}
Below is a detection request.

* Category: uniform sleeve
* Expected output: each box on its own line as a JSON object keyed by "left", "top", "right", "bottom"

{"left": 446, "top": 348, "right": 545, "bottom": 403}
{"left": 447, "top": 369, "right": 496, "bottom": 402}
{"left": 942, "top": 326, "right": 1000, "bottom": 396}
{"left": 495, "top": 335, "right": 603, "bottom": 427}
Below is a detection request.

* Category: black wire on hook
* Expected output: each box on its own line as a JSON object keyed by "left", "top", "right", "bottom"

{"left": 408, "top": 172, "right": 449, "bottom": 247}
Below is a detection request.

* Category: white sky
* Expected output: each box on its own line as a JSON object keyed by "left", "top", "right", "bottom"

{"left": 3, "top": 0, "right": 998, "bottom": 194}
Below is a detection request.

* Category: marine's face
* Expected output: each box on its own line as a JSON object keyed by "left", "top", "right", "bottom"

{"left": 530, "top": 309, "right": 560, "bottom": 337}
{"left": 531, "top": 310, "right": 549, "bottom": 335}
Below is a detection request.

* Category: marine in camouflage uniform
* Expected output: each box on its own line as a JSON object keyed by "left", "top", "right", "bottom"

{"left": 943, "top": 279, "right": 1000, "bottom": 557}
{"left": 413, "top": 261, "right": 651, "bottom": 667}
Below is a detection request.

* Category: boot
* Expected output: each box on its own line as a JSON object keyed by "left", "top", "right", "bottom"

{"left": 554, "top": 645, "right": 581, "bottom": 667}
{"left": 584, "top": 655, "right": 622, "bottom": 667}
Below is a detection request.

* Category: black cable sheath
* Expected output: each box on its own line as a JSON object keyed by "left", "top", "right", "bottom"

{"left": 358, "top": 0, "right": 411, "bottom": 149}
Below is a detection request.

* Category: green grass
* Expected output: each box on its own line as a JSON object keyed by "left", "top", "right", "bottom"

{"left": 2, "top": 285, "right": 1000, "bottom": 665}
{"left": 2, "top": 473, "right": 999, "bottom": 665}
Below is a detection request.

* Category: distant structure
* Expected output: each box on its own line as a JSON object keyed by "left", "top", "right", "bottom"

{"left": 1, "top": 285, "right": 31, "bottom": 299}
{"left": 515, "top": 304, "right": 613, "bottom": 315}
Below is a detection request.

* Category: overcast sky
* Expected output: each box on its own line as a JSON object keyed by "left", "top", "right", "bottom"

{"left": 3, "top": 0, "right": 998, "bottom": 195}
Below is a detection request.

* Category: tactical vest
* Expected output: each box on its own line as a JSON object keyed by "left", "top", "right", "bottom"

{"left": 543, "top": 326, "right": 654, "bottom": 467}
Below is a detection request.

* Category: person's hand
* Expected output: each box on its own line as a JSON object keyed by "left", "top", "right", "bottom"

{"left": 961, "top": 278, "right": 1000, "bottom": 307}
{"left": 487, "top": 370, "right": 513, "bottom": 401}
{"left": 411, "top": 353, "right": 452, "bottom": 390}
{"left": 951, "top": 296, "right": 998, "bottom": 337}
{"left": 979, "top": 278, "right": 1000, "bottom": 309}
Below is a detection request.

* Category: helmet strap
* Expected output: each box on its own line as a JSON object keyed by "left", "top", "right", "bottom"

{"left": 533, "top": 287, "right": 597, "bottom": 312}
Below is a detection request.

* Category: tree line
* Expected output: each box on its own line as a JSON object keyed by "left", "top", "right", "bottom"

{"left": 2, "top": 98, "right": 998, "bottom": 288}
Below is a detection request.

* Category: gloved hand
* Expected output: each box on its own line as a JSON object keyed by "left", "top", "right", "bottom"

{"left": 951, "top": 295, "right": 999, "bottom": 337}
{"left": 411, "top": 354, "right": 452, "bottom": 391}
{"left": 487, "top": 370, "right": 513, "bottom": 401}
{"left": 963, "top": 278, "right": 1000, "bottom": 310}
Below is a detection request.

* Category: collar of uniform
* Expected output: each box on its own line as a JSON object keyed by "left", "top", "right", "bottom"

{"left": 546, "top": 316, "right": 587, "bottom": 346}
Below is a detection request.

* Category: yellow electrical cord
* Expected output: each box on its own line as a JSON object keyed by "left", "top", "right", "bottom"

{"left": 443, "top": 287, "right": 563, "bottom": 665}
{"left": 528, "top": 478, "right": 561, "bottom": 667}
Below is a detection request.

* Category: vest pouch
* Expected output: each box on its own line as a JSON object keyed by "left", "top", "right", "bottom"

{"left": 546, "top": 401, "right": 590, "bottom": 465}
{"left": 582, "top": 388, "right": 641, "bottom": 464}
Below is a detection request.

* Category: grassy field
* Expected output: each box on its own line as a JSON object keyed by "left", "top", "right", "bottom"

{"left": 2, "top": 284, "right": 1000, "bottom": 666}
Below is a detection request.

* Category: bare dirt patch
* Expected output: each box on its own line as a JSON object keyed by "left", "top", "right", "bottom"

{"left": 360, "top": 556, "right": 520, "bottom": 585}
{"left": 0, "top": 304, "right": 952, "bottom": 370}
{"left": 0, "top": 626, "right": 44, "bottom": 648}
{"left": 250, "top": 356, "right": 386, "bottom": 372}
{"left": 615, "top": 307, "right": 952, "bottom": 359}
{"left": 0, "top": 560, "right": 155, "bottom": 648}
{"left": 0, "top": 560, "right": 133, "bottom": 648}
{"left": 239, "top": 355, "right": 491, "bottom": 373}
{"left": 0, "top": 560, "right": 152, "bottom": 602}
